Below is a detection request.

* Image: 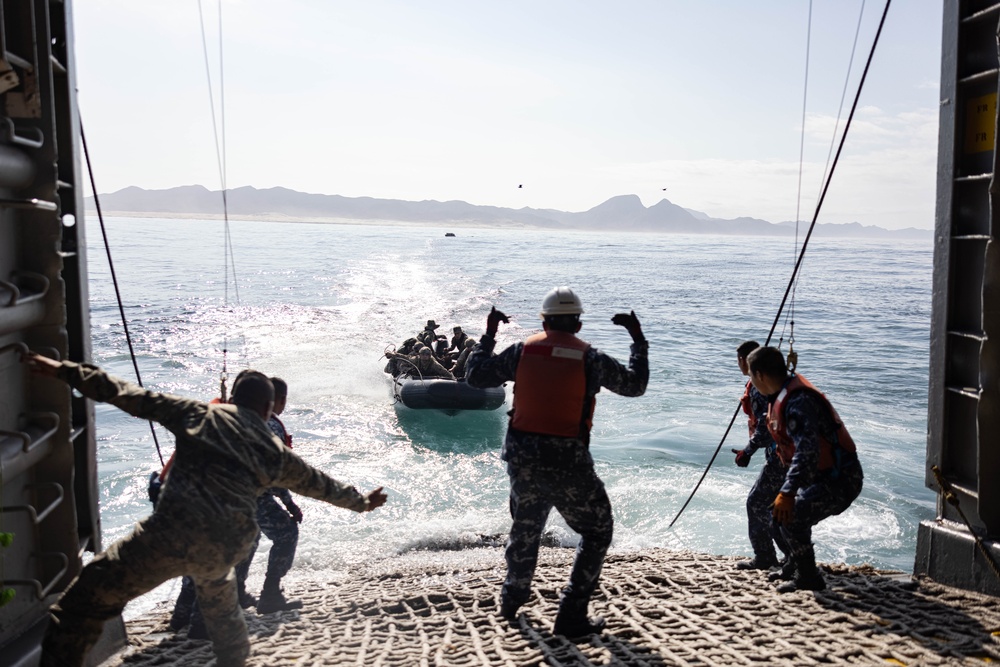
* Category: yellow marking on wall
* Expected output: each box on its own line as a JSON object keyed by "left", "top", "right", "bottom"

{"left": 966, "top": 92, "right": 997, "bottom": 153}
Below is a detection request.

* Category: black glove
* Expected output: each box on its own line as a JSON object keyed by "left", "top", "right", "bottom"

{"left": 611, "top": 310, "right": 644, "bottom": 342}
{"left": 287, "top": 503, "right": 303, "bottom": 523}
{"left": 485, "top": 306, "right": 510, "bottom": 338}
{"left": 147, "top": 471, "right": 162, "bottom": 506}
{"left": 732, "top": 448, "right": 751, "bottom": 468}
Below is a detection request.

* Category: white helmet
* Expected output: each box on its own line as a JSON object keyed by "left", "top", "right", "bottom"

{"left": 540, "top": 286, "right": 584, "bottom": 317}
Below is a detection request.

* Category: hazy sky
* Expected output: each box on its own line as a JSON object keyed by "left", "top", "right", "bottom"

{"left": 74, "top": 1, "right": 942, "bottom": 230}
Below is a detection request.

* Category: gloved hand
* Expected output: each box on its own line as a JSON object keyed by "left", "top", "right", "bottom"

{"left": 772, "top": 492, "right": 795, "bottom": 526}
{"left": 287, "top": 503, "right": 303, "bottom": 523}
{"left": 611, "top": 310, "right": 644, "bottom": 342}
{"left": 485, "top": 306, "right": 510, "bottom": 338}
{"left": 732, "top": 448, "right": 751, "bottom": 467}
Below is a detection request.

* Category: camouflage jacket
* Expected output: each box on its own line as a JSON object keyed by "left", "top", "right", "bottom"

{"left": 466, "top": 334, "right": 648, "bottom": 468}
{"left": 58, "top": 362, "right": 370, "bottom": 542}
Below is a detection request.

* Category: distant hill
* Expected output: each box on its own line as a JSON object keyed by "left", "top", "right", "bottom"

{"left": 85, "top": 185, "right": 931, "bottom": 239}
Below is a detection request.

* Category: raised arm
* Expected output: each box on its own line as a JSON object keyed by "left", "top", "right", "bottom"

{"left": 24, "top": 353, "right": 205, "bottom": 434}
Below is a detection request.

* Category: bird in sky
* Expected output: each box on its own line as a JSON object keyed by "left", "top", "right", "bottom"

{"left": 518, "top": 184, "right": 523, "bottom": 188}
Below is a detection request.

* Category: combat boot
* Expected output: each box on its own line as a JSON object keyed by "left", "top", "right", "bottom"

{"left": 736, "top": 554, "right": 779, "bottom": 570}
{"left": 256, "top": 576, "right": 304, "bottom": 614}
{"left": 499, "top": 596, "right": 521, "bottom": 622}
{"left": 238, "top": 584, "right": 257, "bottom": 609}
{"left": 768, "top": 558, "right": 796, "bottom": 582}
{"left": 168, "top": 582, "right": 197, "bottom": 631}
{"left": 777, "top": 548, "right": 826, "bottom": 593}
{"left": 553, "top": 598, "right": 605, "bottom": 641}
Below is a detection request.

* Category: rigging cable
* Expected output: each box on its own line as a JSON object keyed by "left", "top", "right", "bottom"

{"left": 780, "top": 0, "right": 867, "bottom": 353}
{"left": 780, "top": 0, "right": 815, "bottom": 367}
{"left": 80, "top": 122, "right": 165, "bottom": 466}
{"left": 198, "top": 0, "right": 244, "bottom": 400}
{"left": 668, "top": 0, "right": 892, "bottom": 529}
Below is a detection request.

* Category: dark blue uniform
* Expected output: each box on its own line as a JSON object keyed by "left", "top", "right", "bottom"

{"left": 235, "top": 416, "right": 300, "bottom": 586}
{"left": 741, "top": 384, "right": 789, "bottom": 564}
{"left": 774, "top": 390, "right": 864, "bottom": 559}
{"left": 466, "top": 333, "right": 648, "bottom": 615}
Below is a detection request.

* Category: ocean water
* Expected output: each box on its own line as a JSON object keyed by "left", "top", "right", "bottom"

{"left": 85, "top": 217, "right": 934, "bottom": 614}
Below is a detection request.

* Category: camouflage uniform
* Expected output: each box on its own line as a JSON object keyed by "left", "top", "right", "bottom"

{"left": 41, "top": 362, "right": 373, "bottom": 667}
{"left": 450, "top": 330, "right": 470, "bottom": 352}
{"left": 774, "top": 390, "right": 864, "bottom": 559}
{"left": 466, "top": 334, "right": 648, "bottom": 613}
{"left": 452, "top": 344, "right": 474, "bottom": 380}
{"left": 741, "top": 384, "right": 789, "bottom": 563}
{"left": 404, "top": 354, "right": 455, "bottom": 380}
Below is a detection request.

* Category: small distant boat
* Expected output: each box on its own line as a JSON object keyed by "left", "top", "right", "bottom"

{"left": 392, "top": 374, "right": 505, "bottom": 415}
{"left": 445, "top": 232, "right": 456, "bottom": 237}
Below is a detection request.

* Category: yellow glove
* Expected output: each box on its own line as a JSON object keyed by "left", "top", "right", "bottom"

{"left": 772, "top": 492, "right": 795, "bottom": 526}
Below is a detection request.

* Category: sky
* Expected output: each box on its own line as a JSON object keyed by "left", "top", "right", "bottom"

{"left": 73, "top": 1, "right": 943, "bottom": 230}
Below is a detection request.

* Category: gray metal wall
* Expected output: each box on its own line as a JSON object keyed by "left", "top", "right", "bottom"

{"left": 915, "top": 0, "right": 1000, "bottom": 597}
{"left": 0, "top": 0, "right": 111, "bottom": 657}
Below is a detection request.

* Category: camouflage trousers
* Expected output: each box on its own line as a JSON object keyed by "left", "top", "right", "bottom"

{"left": 176, "top": 494, "right": 299, "bottom": 628}
{"left": 774, "top": 462, "right": 864, "bottom": 558}
{"left": 42, "top": 510, "right": 255, "bottom": 667}
{"left": 236, "top": 494, "right": 299, "bottom": 583}
{"left": 503, "top": 462, "right": 614, "bottom": 609}
{"left": 746, "top": 452, "right": 789, "bottom": 562}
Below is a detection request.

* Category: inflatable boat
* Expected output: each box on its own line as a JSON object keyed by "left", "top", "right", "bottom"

{"left": 393, "top": 375, "right": 506, "bottom": 414}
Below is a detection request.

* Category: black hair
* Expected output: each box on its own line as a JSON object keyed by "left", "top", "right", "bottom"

{"left": 746, "top": 346, "right": 787, "bottom": 379}
{"left": 736, "top": 340, "right": 760, "bottom": 359}
{"left": 270, "top": 377, "right": 288, "bottom": 399}
{"left": 232, "top": 371, "right": 274, "bottom": 412}
{"left": 544, "top": 314, "right": 581, "bottom": 333}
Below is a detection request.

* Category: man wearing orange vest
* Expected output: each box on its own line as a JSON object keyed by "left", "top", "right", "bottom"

{"left": 746, "top": 345, "right": 864, "bottom": 592}
{"left": 466, "top": 287, "right": 648, "bottom": 638}
{"left": 731, "top": 340, "right": 789, "bottom": 570}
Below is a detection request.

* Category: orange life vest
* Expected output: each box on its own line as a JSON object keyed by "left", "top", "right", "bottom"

{"left": 766, "top": 374, "right": 856, "bottom": 470}
{"left": 511, "top": 330, "right": 593, "bottom": 438}
{"left": 739, "top": 380, "right": 757, "bottom": 438}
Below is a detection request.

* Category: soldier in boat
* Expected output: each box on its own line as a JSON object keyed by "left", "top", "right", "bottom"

{"left": 385, "top": 346, "right": 455, "bottom": 380}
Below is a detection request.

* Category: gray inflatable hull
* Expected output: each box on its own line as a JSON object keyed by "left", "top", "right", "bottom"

{"left": 394, "top": 377, "right": 505, "bottom": 411}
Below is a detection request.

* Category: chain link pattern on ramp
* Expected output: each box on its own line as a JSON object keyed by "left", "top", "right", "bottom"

{"left": 109, "top": 549, "right": 1000, "bottom": 666}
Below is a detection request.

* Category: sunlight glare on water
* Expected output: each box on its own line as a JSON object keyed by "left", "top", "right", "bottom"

{"left": 86, "top": 218, "right": 935, "bottom": 616}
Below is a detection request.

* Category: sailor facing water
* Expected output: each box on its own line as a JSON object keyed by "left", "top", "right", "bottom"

{"left": 466, "top": 287, "right": 648, "bottom": 639}
{"left": 747, "top": 345, "right": 864, "bottom": 592}
{"left": 234, "top": 376, "right": 305, "bottom": 614}
{"left": 732, "top": 340, "right": 790, "bottom": 571}
{"left": 23, "top": 353, "right": 387, "bottom": 667}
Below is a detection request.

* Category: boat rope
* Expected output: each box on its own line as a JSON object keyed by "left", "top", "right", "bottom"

{"left": 931, "top": 466, "right": 1000, "bottom": 586}
{"left": 198, "top": 0, "right": 245, "bottom": 401}
{"left": 80, "top": 121, "right": 165, "bottom": 466}
{"left": 669, "top": 0, "right": 892, "bottom": 529}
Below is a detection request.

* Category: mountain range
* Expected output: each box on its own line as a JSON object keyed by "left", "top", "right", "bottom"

{"left": 85, "top": 185, "right": 930, "bottom": 239}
